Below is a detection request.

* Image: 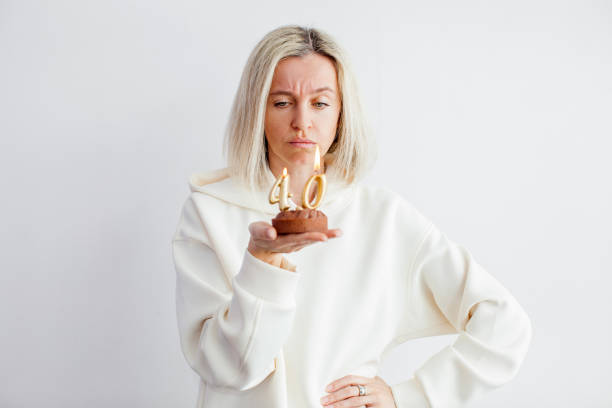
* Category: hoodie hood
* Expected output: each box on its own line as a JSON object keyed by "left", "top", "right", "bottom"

{"left": 188, "top": 153, "right": 359, "bottom": 216}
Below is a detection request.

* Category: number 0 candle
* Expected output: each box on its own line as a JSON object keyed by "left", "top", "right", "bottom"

{"left": 302, "top": 145, "right": 327, "bottom": 209}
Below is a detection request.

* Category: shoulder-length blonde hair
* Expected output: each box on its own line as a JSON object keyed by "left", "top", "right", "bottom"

{"left": 223, "top": 25, "right": 376, "bottom": 191}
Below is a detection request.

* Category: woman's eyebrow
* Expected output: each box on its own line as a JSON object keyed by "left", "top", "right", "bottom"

{"left": 269, "top": 87, "right": 335, "bottom": 96}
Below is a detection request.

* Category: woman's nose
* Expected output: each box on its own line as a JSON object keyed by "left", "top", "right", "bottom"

{"left": 291, "top": 103, "right": 312, "bottom": 132}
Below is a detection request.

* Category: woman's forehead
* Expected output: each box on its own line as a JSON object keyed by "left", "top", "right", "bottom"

{"left": 270, "top": 54, "right": 338, "bottom": 95}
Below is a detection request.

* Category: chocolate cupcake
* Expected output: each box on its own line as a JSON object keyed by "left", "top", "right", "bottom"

{"left": 271, "top": 209, "right": 328, "bottom": 234}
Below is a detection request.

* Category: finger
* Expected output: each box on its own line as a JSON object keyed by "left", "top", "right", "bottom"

{"left": 275, "top": 231, "right": 327, "bottom": 245}
{"left": 321, "top": 384, "right": 360, "bottom": 406}
{"left": 333, "top": 395, "right": 374, "bottom": 407}
{"left": 325, "top": 228, "right": 343, "bottom": 239}
{"left": 254, "top": 231, "right": 328, "bottom": 253}
{"left": 291, "top": 231, "right": 328, "bottom": 241}
{"left": 266, "top": 227, "right": 277, "bottom": 240}
{"left": 257, "top": 238, "right": 317, "bottom": 254}
{"left": 249, "top": 222, "right": 277, "bottom": 240}
{"left": 325, "top": 375, "right": 373, "bottom": 393}
{"left": 321, "top": 386, "right": 376, "bottom": 407}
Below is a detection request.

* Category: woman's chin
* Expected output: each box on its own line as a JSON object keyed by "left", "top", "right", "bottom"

{"left": 287, "top": 152, "right": 312, "bottom": 165}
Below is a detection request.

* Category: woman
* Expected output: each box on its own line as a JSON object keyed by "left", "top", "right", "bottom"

{"left": 172, "top": 25, "right": 532, "bottom": 408}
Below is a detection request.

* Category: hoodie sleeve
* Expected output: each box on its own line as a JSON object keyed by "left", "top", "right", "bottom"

{"left": 391, "top": 222, "right": 532, "bottom": 408}
{"left": 172, "top": 195, "right": 301, "bottom": 391}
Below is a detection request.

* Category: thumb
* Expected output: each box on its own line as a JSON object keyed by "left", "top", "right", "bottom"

{"left": 249, "top": 222, "right": 277, "bottom": 240}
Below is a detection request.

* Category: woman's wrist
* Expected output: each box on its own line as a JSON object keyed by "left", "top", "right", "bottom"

{"left": 248, "top": 240, "right": 283, "bottom": 268}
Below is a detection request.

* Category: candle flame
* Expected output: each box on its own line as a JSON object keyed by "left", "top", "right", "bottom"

{"left": 282, "top": 167, "right": 287, "bottom": 177}
{"left": 314, "top": 145, "right": 320, "bottom": 172}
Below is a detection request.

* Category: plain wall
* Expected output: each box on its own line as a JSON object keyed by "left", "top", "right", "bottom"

{"left": 1, "top": 0, "right": 610, "bottom": 406}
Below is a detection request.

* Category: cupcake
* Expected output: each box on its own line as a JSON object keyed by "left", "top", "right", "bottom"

{"left": 271, "top": 208, "right": 328, "bottom": 234}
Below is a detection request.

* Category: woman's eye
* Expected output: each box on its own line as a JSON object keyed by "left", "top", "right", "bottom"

{"left": 274, "top": 101, "right": 289, "bottom": 107}
{"left": 314, "top": 102, "right": 329, "bottom": 108}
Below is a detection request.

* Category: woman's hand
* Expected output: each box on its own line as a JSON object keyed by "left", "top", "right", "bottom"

{"left": 247, "top": 221, "right": 342, "bottom": 266}
{"left": 320, "top": 375, "right": 397, "bottom": 408}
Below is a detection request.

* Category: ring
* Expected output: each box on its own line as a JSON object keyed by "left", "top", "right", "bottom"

{"left": 357, "top": 384, "right": 367, "bottom": 396}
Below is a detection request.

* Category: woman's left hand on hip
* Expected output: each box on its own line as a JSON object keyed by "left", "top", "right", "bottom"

{"left": 320, "top": 375, "right": 397, "bottom": 407}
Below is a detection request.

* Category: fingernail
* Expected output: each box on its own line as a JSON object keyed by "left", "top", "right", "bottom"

{"left": 266, "top": 230, "right": 275, "bottom": 239}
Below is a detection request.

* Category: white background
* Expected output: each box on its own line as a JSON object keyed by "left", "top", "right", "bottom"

{"left": 1, "top": 1, "right": 610, "bottom": 407}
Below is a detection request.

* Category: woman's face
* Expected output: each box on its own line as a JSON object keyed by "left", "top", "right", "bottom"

{"left": 264, "top": 53, "right": 341, "bottom": 169}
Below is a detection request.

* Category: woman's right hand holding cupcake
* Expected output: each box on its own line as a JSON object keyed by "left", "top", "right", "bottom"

{"left": 247, "top": 221, "right": 342, "bottom": 268}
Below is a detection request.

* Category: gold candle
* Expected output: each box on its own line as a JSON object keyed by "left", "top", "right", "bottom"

{"left": 269, "top": 167, "right": 292, "bottom": 211}
{"left": 302, "top": 145, "right": 327, "bottom": 209}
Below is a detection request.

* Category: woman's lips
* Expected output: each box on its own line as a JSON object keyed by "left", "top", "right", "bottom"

{"left": 289, "top": 141, "right": 315, "bottom": 148}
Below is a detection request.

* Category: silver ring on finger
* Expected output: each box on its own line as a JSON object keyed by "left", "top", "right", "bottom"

{"left": 356, "top": 384, "right": 367, "bottom": 396}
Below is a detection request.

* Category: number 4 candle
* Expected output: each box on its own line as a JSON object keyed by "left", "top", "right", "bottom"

{"left": 268, "top": 167, "right": 292, "bottom": 212}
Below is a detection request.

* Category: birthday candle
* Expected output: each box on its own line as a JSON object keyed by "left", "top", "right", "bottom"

{"left": 302, "top": 145, "right": 327, "bottom": 209}
{"left": 269, "top": 167, "right": 292, "bottom": 211}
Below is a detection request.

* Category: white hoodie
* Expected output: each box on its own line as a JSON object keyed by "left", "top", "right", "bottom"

{"left": 171, "top": 160, "right": 532, "bottom": 408}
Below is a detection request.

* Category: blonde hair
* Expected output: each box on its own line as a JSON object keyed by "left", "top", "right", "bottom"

{"left": 223, "top": 25, "right": 376, "bottom": 191}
